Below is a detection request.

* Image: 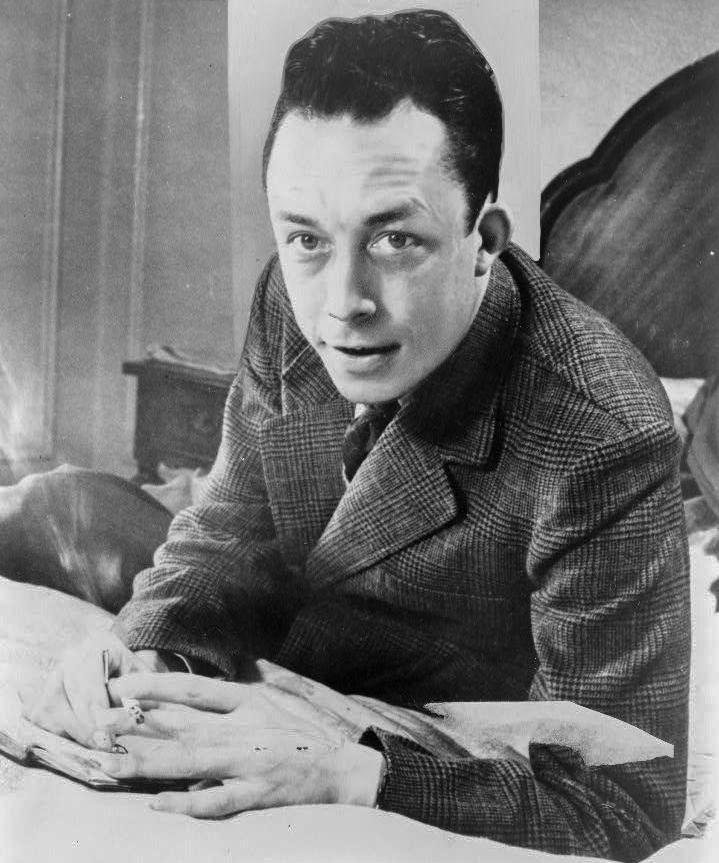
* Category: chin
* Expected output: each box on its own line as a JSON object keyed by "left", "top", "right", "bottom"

{"left": 332, "top": 376, "right": 407, "bottom": 405}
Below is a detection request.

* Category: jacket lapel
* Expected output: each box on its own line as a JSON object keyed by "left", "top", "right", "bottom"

{"left": 262, "top": 398, "right": 460, "bottom": 588}
{"left": 261, "top": 398, "right": 352, "bottom": 574}
{"left": 299, "top": 259, "right": 521, "bottom": 589}
{"left": 306, "top": 411, "right": 459, "bottom": 590}
{"left": 259, "top": 321, "right": 353, "bottom": 571}
{"left": 259, "top": 255, "right": 520, "bottom": 588}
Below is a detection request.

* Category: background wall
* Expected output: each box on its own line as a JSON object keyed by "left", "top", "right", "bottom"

{"left": 228, "top": 0, "right": 540, "bottom": 352}
{"left": 0, "top": 0, "right": 66, "bottom": 474}
{"left": 141, "top": 0, "right": 233, "bottom": 368}
{"left": 2, "top": 1, "right": 717, "bottom": 480}
{"left": 0, "top": 0, "right": 232, "bottom": 480}
{"left": 540, "top": 0, "right": 719, "bottom": 187}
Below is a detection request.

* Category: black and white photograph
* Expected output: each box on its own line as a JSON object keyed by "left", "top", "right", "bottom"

{"left": 1, "top": 1, "right": 717, "bottom": 861}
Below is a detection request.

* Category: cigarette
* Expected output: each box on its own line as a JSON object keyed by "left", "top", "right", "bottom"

{"left": 122, "top": 697, "right": 145, "bottom": 725}
{"left": 102, "top": 649, "right": 144, "bottom": 723}
{"left": 101, "top": 648, "right": 111, "bottom": 705}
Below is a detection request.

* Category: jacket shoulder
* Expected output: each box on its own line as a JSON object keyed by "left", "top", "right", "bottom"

{"left": 500, "top": 245, "right": 673, "bottom": 434}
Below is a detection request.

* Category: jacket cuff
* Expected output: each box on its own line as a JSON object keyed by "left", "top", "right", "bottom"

{"left": 358, "top": 726, "right": 460, "bottom": 825}
{"left": 112, "top": 611, "right": 235, "bottom": 678}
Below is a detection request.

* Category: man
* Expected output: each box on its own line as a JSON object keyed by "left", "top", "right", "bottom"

{"left": 30, "top": 10, "right": 689, "bottom": 860}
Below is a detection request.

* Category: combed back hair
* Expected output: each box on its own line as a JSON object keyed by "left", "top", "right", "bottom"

{"left": 261, "top": 9, "right": 503, "bottom": 232}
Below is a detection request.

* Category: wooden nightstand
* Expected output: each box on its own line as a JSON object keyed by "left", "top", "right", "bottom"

{"left": 122, "top": 359, "right": 236, "bottom": 483}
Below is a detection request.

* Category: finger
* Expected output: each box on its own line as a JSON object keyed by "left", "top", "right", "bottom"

{"left": 109, "top": 673, "right": 243, "bottom": 713}
{"left": 93, "top": 707, "right": 158, "bottom": 738}
{"left": 62, "top": 661, "right": 109, "bottom": 743}
{"left": 25, "top": 693, "right": 82, "bottom": 740}
{"left": 94, "top": 731, "right": 312, "bottom": 780}
{"left": 23, "top": 666, "right": 93, "bottom": 745}
{"left": 150, "top": 781, "right": 269, "bottom": 818}
{"left": 93, "top": 737, "right": 220, "bottom": 780}
{"left": 62, "top": 635, "right": 127, "bottom": 735}
{"left": 93, "top": 706, "right": 192, "bottom": 740}
{"left": 92, "top": 737, "right": 182, "bottom": 779}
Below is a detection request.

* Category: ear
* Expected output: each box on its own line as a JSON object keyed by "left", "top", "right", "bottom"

{"left": 474, "top": 203, "right": 513, "bottom": 276}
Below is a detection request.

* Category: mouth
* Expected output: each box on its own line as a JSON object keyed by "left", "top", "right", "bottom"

{"left": 333, "top": 344, "right": 399, "bottom": 357}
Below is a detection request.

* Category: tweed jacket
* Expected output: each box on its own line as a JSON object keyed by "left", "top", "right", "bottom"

{"left": 119, "top": 245, "right": 690, "bottom": 860}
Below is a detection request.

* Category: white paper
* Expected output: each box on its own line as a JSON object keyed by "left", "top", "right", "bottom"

{"left": 422, "top": 700, "right": 674, "bottom": 766}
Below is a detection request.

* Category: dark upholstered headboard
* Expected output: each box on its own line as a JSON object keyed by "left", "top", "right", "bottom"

{"left": 540, "top": 51, "right": 719, "bottom": 379}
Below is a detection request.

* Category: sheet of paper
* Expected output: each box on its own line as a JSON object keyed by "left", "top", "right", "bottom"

{"left": 259, "top": 660, "right": 673, "bottom": 767}
{"left": 421, "top": 700, "right": 674, "bottom": 766}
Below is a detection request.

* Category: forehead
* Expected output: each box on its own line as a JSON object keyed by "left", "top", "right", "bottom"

{"left": 265, "top": 102, "right": 464, "bottom": 218}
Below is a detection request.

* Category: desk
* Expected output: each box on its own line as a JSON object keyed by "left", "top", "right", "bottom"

{"left": 122, "top": 359, "right": 235, "bottom": 483}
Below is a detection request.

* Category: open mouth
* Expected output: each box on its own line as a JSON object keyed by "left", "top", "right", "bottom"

{"left": 335, "top": 344, "right": 398, "bottom": 356}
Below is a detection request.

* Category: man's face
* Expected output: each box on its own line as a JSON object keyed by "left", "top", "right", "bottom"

{"left": 265, "top": 101, "right": 485, "bottom": 404}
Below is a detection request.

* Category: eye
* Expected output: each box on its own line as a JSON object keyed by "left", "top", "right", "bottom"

{"left": 289, "top": 233, "right": 320, "bottom": 251}
{"left": 371, "top": 231, "right": 420, "bottom": 254}
{"left": 284, "top": 232, "right": 330, "bottom": 261}
{"left": 387, "top": 232, "right": 412, "bottom": 249}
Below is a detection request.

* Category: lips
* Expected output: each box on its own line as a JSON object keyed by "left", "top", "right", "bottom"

{"left": 334, "top": 344, "right": 398, "bottom": 356}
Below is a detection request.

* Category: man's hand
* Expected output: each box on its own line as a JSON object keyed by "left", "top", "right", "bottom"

{"left": 24, "top": 632, "right": 167, "bottom": 749}
{"left": 92, "top": 672, "right": 386, "bottom": 817}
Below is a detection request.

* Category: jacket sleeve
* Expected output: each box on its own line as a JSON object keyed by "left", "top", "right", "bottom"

{"left": 361, "top": 420, "right": 690, "bottom": 862}
{"left": 116, "top": 258, "right": 301, "bottom": 676}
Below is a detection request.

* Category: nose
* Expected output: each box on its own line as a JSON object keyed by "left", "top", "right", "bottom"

{"left": 324, "top": 250, "right": 377, "bottom": 323}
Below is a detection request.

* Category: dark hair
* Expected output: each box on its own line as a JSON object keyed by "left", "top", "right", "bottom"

{"left": 261, "top": 9, "right": 503, "bottom": 231}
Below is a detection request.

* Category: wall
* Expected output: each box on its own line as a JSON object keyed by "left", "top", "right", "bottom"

{"left": 0, "top": 0, "right": 66, "bottom": 475}
{"left": 228, "top": 0, "right": 540, "bottom": 350}
{"left": 3, "top": 1, "right": 716, "bottom": 480}
{"left": 540, "top": 0, "right": 719, "bottom": 188}
{"left": 0, "top": 0, "right": 233, "bottom": 480}
{"left": 141, "top": 0, "right": 234, "bottom": 367}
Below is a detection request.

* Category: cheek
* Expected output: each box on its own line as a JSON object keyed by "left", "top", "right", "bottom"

{"left": 402, "top": 257, "right": 478, "bottom": 347}
{"left": 284, "top": 277, "right": 323, "bottom": 339}
{"left": 391, "top": 255, "right": 466, "bottom": 327}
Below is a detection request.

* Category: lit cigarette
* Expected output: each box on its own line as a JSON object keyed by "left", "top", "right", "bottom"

{"left": 122, "top": 697, "right": 145, "bottom": 725}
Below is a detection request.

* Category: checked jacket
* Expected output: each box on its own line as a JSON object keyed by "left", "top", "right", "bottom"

{"left": 118, "top": 244, "right": 690, "bottom": 861}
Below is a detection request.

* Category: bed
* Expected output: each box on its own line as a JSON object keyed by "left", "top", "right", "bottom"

{"left": 540, "top": 47, "right": 719, "bottom": 852}
{"left": 1, "top": 51, "right": 718, "bottom": 862}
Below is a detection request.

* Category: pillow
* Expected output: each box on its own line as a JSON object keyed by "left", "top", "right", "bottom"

{"left": 0, "top": 465, "right": 171, "bottom": 613}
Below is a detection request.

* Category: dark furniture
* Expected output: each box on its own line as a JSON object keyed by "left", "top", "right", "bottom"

{"left": 540, "top": 51, "right": 719, "bottom": 379}
{"left": 122, "top": 359, "right": 235, "bottom": 483}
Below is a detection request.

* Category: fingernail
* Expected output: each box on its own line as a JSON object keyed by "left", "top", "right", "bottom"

{"left": 149, "top": 796, "right": 170, "bottom": 811}
{"left": 111, "top": 743, "right": 128, "bottom": 754}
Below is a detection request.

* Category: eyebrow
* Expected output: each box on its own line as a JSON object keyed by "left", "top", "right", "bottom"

{"left": 274, "top": 203, "right": 426, "bottom": 230}
{"left": 363, "top": 205, "right": 420, "bottom": 228}
{"left": 274, "top": 211, "right": 321, "bottom": 228}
